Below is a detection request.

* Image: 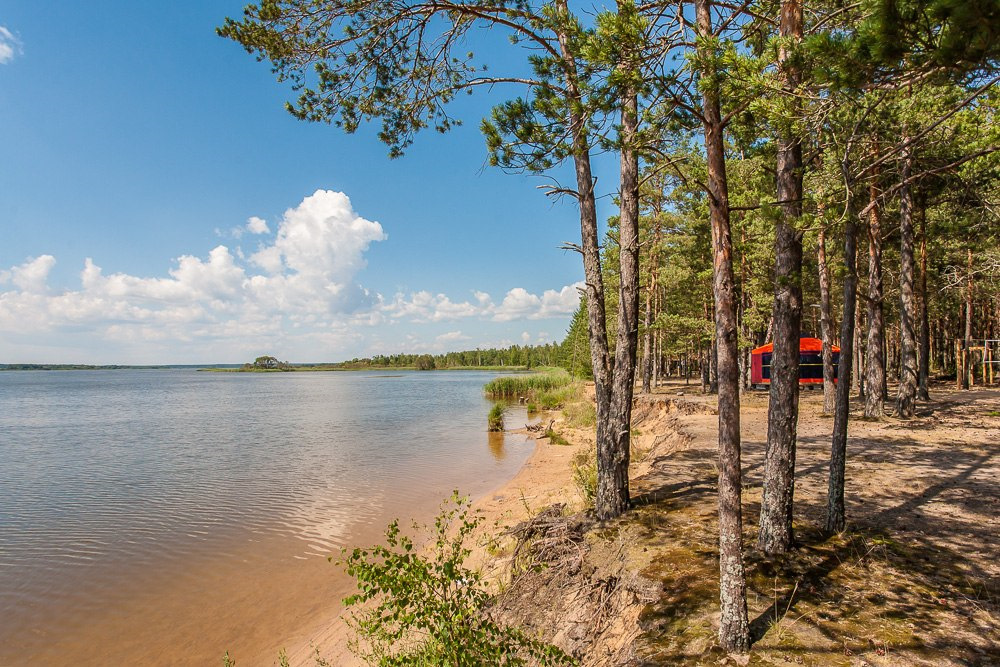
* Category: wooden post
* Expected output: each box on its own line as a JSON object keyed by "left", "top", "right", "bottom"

{"left": 956, "top": 339, "right": 963, "bottom": 390}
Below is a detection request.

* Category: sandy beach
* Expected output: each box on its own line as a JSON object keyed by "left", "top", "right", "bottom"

{"left": 288, "top": 380, "right": 1000, "bottom": 666}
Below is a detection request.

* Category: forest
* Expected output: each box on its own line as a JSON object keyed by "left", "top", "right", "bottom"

{"left": 219, "top": 0, "right": 999, "bottom": 658}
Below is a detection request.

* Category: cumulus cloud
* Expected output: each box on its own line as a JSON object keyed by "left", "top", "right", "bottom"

{"left": 0, "top": 190, "right": 580, "bottom": 362}
{"left": 0, "top": 255, "right": 56, "bottom": 293}
{"left": 0, "top": 190, "right": 386, "bottom": 358}
{"left": 384, "top": 282, "right": 582, "bottom": 324}
{"left": 0, "top": 26, "right": 21, "bottom": 64}
{"left": 493, "top": 282, "right": 583, "bottom": 322}
{"left": 246, "top": 216, "right": 269, "bottom": 234}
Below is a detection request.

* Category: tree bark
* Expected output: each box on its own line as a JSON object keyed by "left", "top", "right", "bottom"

{"left": 598, "top": 2, "right": 641, "bottom": 520}
{"left": 553, "top": 1, "right": 620, "bottom": 519}
{"left": 696, "top": 0, "right": 750, "bottom": 652}
{"left": 896, "top": 143, "right": 918, "bottom": 417}
{"left": 864, "top": 175, "right": 886, "bottom": 418}
{"left": 759, "top": 0, "right": 804, "bottom": 556}
{"left": 963, "top": 248, "right": 974, "bottom": 389}
{"left": 642, "top": 280, "right": 653, "bottom": 394}
{"left": 826, "top": 209, "right": 859, "bottom": 534}
{"left": 817, "top": 219, "right": 836, "bottom": 415}
{"left": 918, "top": 202, "right": 931, "bottom": 400}
{"left": 642, "top": 224, "right": 661, "bottom": 394}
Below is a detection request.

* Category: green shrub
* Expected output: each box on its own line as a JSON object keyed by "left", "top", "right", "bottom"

{"left": 562, "top": 400, "right": 596, "bottom": 428}
{"left": 488, "top": 403, "right": 506, "bottom": 432}
{"left": 339, "top": 493, "right": 575, "bottom": 666}
{"left": 544, "top": 429, "right": 571, "bottom": 447}
{"left": 572, "top": 452, "right": 597, "bottom": 505}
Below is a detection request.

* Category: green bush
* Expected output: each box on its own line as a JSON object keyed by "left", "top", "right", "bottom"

{"left": 571, "top": 452, "right": 597, "bottom": 505}
{"left": 562, "top": 400, "right": 596, "bottom": 429}
{"left": 339, "top": 493, "right": 575, "bottom": 666}
{"left": 488, "top": 404, "right": 506, "bottom": 432}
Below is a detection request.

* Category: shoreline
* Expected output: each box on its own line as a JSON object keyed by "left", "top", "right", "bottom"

{"left": 284, "top": 410, "right": 584, "bottom": 666}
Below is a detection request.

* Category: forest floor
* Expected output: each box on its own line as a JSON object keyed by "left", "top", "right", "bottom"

{"left": 485, "top": 381, "right": 1000, "bottom": 667}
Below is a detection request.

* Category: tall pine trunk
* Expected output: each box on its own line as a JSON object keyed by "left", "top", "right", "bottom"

{"left": 865, "top": 176, "right": 886, "bottom": 418}
{"left": 896, "top": 143, "right": 917, "bottom": 417}
{"left": 818, "top": 220, "right": 836, "bottom": 415}
{"left": 642, "top": 283, "right": 653, "bottom": 394}
{"left": 963, "top": 249, "right": 974, "bottom": 389}
{"left": 553, "top": 2, "right": 622, "bottom": 519}
{"left": 598, "top": 2, "right": 642, "bottom": 519}
{"left": 696, "top": 0, "right": 749, "bottom": 651}
{"left": 918, "top": 203, "right": 931, "bottom": 400}
{"left": 826, "top": 208, "right": 859, "bottom": 533}
{"left": 759, "top": 0, "right": 804, "bottom": 555}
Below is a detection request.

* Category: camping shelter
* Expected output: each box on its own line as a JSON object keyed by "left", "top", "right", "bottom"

{"left": 750, "top": 337, "right": 839, "bottom": 387}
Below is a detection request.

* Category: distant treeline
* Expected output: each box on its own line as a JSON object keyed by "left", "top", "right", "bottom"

{"left": 337, "top": 315, "right": 592, "bottom": 376}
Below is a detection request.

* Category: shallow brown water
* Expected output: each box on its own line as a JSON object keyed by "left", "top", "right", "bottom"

{"left": 0, "top": 369, "right": 532, "bottom": 665}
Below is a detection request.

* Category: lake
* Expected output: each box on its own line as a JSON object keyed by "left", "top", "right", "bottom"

{"left": 0, "top": 369, "right": 533, "bottom": 665}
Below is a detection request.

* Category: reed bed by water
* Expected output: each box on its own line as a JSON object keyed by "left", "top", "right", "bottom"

{"left": 483, "top": 369, "right": 572, "bottom": 399}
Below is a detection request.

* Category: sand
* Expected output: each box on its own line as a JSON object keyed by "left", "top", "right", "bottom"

{"left": 286, "top": 381, "right": 1000, "bottom": 666}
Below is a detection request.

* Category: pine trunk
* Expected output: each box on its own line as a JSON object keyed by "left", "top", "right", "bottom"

{"left": 896, "top": 144, "right": 917, "bottom": 417}
{"left": 865, "top": 178, "right": 886, "bottom": 418}
{"left": 818, "top": 221, "right": 836, "bottom": 415}
{"left": 918, "top": 203, "right": 931, "bottom": 400}
{"left": 598, "top": 20, "right": 641, "bottom": 520}
{"left": 696, "top": 0, "right": 749, "bottom": 651}
{"left": 554, "top": 4, "right": 621, "bottom": 519}
{"left": 963, "top": 249, "right": 973, "bottom": 389}
{"left": 827, "top": 210, "right": 859, "bottom": 534}
{"left": 642, "top": 284, "right": 653, "bottom": 394}
{"left": 759, "top": 0, "right": 803, "bottom": 556}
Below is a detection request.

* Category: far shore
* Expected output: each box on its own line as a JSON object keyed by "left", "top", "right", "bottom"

{"left": 200, "top": 364, "right": 534, "bottom": 373}
{"left": 0, "top": 364, "right": 533, "bottom": 372}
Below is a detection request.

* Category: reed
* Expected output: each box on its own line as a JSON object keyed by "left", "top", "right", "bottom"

{"left": 483, "top": 369, "right": 571, "bottom": 399}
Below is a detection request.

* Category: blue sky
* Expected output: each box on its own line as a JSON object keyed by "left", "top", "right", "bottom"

{"left": 0, "top": 1, "right": 619, "bottom": 364}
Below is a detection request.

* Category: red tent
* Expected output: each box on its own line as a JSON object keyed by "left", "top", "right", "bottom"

{"left": 750, "top": 337, "right": 840, "bottom": 386}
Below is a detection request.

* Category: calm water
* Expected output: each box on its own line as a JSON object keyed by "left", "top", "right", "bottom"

{"left": 0, "top": 369, "right": 532, "bottom": 665}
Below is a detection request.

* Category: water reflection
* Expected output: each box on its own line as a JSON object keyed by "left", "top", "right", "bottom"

{"left": 487, "top": 431, "right": 506, "bottom": 461}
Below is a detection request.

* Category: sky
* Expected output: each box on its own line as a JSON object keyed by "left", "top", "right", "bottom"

{"left": 0, "top": 2, "right": 621, "bottom": 364}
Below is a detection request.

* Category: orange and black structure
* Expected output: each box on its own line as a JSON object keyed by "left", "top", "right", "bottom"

{"left": 750, "top": 337, "right": 839, "bottom": 387}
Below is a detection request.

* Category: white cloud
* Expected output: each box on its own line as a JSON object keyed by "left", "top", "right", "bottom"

{"left": 0, "top": 26, "right": 21, "bottom": 65}
{"left": 493, "top": 282, "right": 583, "bottom": 322}
{"left": 0, "top": 255, "right": 56, "bottom": 293}
{"left": 437, "top": 330, "right": 471, "bottom": 343}
{"left": 246, "top": 216, "right": 269, "bottom": 234}
{"left": 384, "top": 282, "right": 582, "bottom": 324}
{"left": 0, "top": 191, "right": 387, "bottom": 359}
{"left": 0, "top": 190, "right": 580, "bottom": 362}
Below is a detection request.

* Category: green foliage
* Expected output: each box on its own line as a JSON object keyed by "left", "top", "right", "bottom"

{"left": 415, "top": 354, "right": 436, "bottom": 371}
{"left": 562, "top": 399, "right": 596, "bottom": 429}
{"left": 339, "top": 493, "right": 576, "bottom": 666}
{"left": 555, "top": 300, "right": 593, "bottom": 379}
{"left": 488, "top": 403, "right": 506, "bottom": 432}
{"left": 483, "top": 370, "right": 572, "bottom": 399}
{"left": 534, "top": 384, "right": 578, "bottom": 410}
{"left": 543, "top": 429, "right": 570, "bottom": 446}
{"left": 571, "top": 452, "right": 597, "bottom": 506}
{"left": 338, "top": 343, "right": 562, "bottom": 371}
{"left": 248, "top": 355, "right": 290, "bottom": 371}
